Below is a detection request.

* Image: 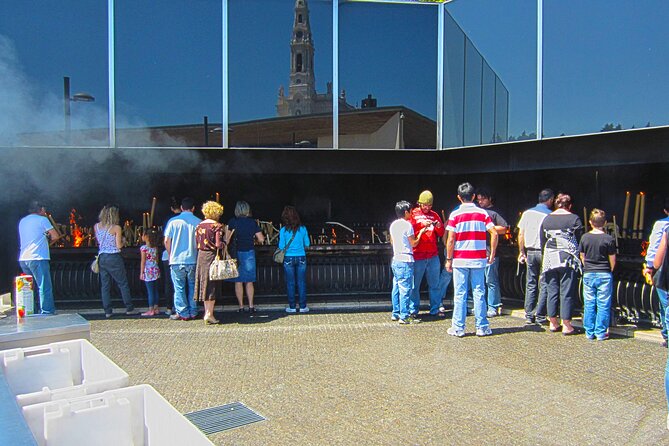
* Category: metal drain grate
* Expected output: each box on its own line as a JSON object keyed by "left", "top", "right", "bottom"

{"left": 185, "top": 402, "right": 266, "bottom": 434}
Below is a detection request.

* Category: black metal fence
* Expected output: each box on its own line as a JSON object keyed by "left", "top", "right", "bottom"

{"left": 48, "top": 245, "right": 661, "bottom": 327}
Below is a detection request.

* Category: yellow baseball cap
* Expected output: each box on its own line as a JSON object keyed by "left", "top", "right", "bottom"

{"left": 417, "top": 190, "right": 433, "bottom": 205}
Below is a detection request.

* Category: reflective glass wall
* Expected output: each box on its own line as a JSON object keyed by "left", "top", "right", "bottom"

{"left": 0, "top": 0, "right": 109, "bottom": 147}
{"left": 543, "top": 0, "right": 669, "bottom": 137}
{"left": 229, "top": 0, "right": 332, "bottom": 148}
{"left": 339, "top": 2, "right": 437, "bottom": 150}
{"left": 115, "top": 0, "right": 222, "bottom": 147}
{"left": 447, "top": 0, "right": 534, "bottom": 144}
{"left": 2, "top": 0, "right": 667, "bottom": 150}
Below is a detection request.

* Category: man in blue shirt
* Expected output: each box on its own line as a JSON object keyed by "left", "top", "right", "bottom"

{"left": 164, "top": 197, "right": 202, "bottom": 320}
{"left": 643, "top": 198, "right": 669, "bottom": 347}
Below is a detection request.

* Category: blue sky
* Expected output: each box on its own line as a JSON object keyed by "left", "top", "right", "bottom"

{"left": 1, "top": 0, "right": 668, "bottom": 143}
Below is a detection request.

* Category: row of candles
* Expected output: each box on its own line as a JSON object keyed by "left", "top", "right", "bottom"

{"left": 621, "top": 191, "right": 645, "bottom": 239}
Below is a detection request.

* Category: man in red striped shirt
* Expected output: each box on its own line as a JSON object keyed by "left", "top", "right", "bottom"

{"left": 445, "top": 183, "right": 498, "bottom": 337}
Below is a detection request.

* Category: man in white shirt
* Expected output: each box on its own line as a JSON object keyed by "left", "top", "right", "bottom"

{"left": 517, "top": 189, "right": 554, "bottom": 325}
{"left": 18, "top": 200, "right": 61, "bottom": 314}
{"left": 389, "top": 201, "right": 428, "bottom": 324}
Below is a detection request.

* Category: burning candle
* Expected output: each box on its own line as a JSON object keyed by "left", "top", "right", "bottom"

{"left": 622, "top": 191, "right": 630, "bottom": 238}
{"left": 142, "top": 212, "right": 148, "bottom": 228}
{"left": 149, "top": 197, "right": 157, "bottom": 227}
{"left": 215, "top": 192, "right": 220, "bottom": 204}
{"left": 639, "top": 192, "right": 645, "bottom": 235}
{"left": 632, "top": 193, "right": 640, "bottom": 239}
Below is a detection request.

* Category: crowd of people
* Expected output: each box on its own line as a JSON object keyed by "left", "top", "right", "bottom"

{"left": 389, "top": 184, "right": 617, "bottom": 341}
{"left": 17, "top": 189, "right": 669, "bottom": 428}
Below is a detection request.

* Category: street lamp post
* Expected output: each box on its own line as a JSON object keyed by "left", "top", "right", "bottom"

{"left": 63, "top": 76, "right": 95, "bottom": 138}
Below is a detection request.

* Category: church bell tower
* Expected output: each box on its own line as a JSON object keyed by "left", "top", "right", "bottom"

{"left": 277, "top": 0, "right": 317, "bottom": 116}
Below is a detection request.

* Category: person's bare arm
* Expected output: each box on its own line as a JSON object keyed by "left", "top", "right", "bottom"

{"left": 445, "top": 231, "right": 455, "bottom": 272}
{"left": 517, "top": 228, "right": 526, "bottom": 263}
{"left": 488, "top": 227, "right": 498, "bottom": 264}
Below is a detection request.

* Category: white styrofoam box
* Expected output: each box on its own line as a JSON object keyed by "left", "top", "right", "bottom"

{"left": 0, "top": 339, "right": 128, "bottom": 406}
{"left": 22, "top": 384, "right": 214, "bottom": 446}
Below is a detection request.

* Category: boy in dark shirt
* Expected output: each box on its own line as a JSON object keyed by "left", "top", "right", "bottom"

{"left": 579, "top": 209, "right": 617, "bottom": 341}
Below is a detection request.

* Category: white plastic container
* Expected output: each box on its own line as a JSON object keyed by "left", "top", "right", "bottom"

{"left": 0, "top": 339, "right": 129, "bottom": 407}
{"left": 22, "top": 384, "right": 214, "bottom": 446}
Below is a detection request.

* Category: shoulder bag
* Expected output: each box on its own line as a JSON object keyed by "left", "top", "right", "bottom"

{"left": 90, "top": 255, "right": 100, "bottom": 274}
{"left": 209, "top": 229, "right": 239, "bottom": 280}
{"left": 273, "top": 229, "right": 297, "bottom": 264}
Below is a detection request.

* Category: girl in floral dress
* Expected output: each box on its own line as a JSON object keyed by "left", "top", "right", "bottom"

{"left": 140, "top": 228, "right": 162, "bottom": 316}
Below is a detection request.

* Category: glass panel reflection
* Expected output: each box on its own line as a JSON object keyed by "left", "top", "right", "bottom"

{"left": 1, "top": 0, "right": 108, "bottom": 147}
{"left": 544, "top": 0, "right": 669, "bottom": 137}
{"left": 339, "top": 2, "right": 437, "bottom": 150}
{"left": 115, "top": 0, "right": 222, "bottom": 147}
{"left": 448, "top": 0, "right": 537, "bottom": 145}
{"left": 495, "top": 77, "right": 509, "bottom": 143}
{"left": 442, "top": 11, "right": 465, "bottom": 148}
{"left": 229, "top": 0, "right": 332, "bottom": 148}
{"left": 481, "top": 61, "right": 495, "bottom": 145}
{"left": 463, "top": 38, "right": 482, "bottom": 146}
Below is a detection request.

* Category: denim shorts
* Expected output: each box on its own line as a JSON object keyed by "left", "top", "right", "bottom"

{"left": 227, "top": 249, "right": 256, "bottom": 283}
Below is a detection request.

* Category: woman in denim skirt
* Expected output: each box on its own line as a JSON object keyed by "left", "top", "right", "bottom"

{"left": 226, "top": 201, "right": 265, "bottom": 313}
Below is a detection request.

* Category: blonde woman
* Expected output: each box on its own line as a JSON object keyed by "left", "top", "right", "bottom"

{"left": 194, "top": 200, "right": 225, "bottom": 324}
{"left": 226, "top": 201, "right": 265, "bottom": 313}
{"left": 94, "top": 205, "right": 136, "bottom": 318}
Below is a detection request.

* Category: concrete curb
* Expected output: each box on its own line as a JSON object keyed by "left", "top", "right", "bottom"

{"left": 504, "top": 308, "right": 664, "bottom": 345}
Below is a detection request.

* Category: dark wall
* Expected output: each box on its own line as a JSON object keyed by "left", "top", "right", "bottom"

{"left": 1, "top": 126, "right": 668, "bottom": 293}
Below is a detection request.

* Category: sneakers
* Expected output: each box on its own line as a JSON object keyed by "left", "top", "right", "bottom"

{"left": 399, "top": 317, "right": 421, "bottom": 325}
{"left": 105, "top": 313, "right": 113, "bottom": 319}
{"left": 169, "top": 313, "right": 191, "bottom": 321}
{"left": 164, "top": 309, "right": 173, "bottom": 316}
{"left": 486, "top": 309, "right": 498, "bottom": 318}
{"left": 390, "top": 315, "right": 399, "bottom": 322}
{"left": 299, "top": 307, "right": 310, "bottom": 313}
{"left": 524, "top": 316, "right": 537, "bottom": 325}
{"left": 285, "top": 307, "right": 297, "bottom": 313}
{"left": 586, "top": 334, "right": 596, "bottom": 340}
{"left": 596, "top": 333, "right": 609, "bottom": 341}
{"left": 447, "top": 327, "right": 465, "bottom": 338}
{"left": 476, "top": 326, "right": 493, "bottom": 337}
{"left": 125, "top": 310, "right": 139, "bottom": 316}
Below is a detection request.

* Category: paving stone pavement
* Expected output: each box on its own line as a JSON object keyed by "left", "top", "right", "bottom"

{"left": 85, "top": 309, "right": 669, "bottom": 445}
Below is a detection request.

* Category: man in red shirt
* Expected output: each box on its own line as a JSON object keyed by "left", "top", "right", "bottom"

{"left": 409, "top": 190, "right": 446, "bottom": 317}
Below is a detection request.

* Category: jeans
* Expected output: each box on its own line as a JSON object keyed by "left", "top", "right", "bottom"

{"left": 438, "top": 268, "right": 453, "bottom": 306}
{"left": 545, "top": 267, "right": 578, "bottom": 320}
{"left": 524, "top": 250, "right": 548, "bottom": 321}
{"left": 19, "top": 260, "right": 55, "bottom": 314}
{"left": 99, "top": 253, "right": 134, "bottom": 315}
{"left": 145, "top": 280, "right": 159, "bottom": 307}
{"left": 410, "top": 255, "right": 442, "bottom": 315}
{"left": 284, "top": 256, "right": 307, "bottom": 309}
{"left": 452, "top": 266, "right": 488, "bottom": 330}
{"left": 171, "top": 264, "right": 197, "bottom": 317}
{"left": 657, "top": 288, "right": 668, "bottom": 341}
{"left": 582, "top": 272, "right": 613, "bottom": 339}
{"left": 485, "top": 257, "right": 501, "bottom": 310}
{"left": 162, "top": 259, "right": 174, "bottom": 310}
{"left": 391, "top": 260, "right": 414, "bottom": 320}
